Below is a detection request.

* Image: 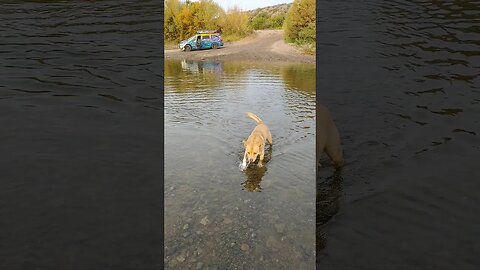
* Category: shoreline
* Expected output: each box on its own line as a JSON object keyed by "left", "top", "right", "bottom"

{"left": 164, "top": 30, "right": 315, "bottom": 63}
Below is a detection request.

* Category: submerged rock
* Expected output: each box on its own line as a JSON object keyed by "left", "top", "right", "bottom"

{"left": 274, "top": 223, "right": 285, "bottom": 233}
{"left": 176, "top": 254, "right": 186, "bottom": 262}
{"left": 200, "top": 216, "right": 209, "bottom": 226}
{"left": 266, "top": 236, "right": 280, "bottom": 251}
{"left": 168, "top": 259, "right": 178, "bottom": 268}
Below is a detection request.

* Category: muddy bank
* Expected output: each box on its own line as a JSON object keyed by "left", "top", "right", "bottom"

{"left": 164, "top": 30, "right": 315, "bottom": 63}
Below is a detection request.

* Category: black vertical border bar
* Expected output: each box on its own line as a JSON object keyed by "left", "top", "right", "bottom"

{"left": 160, "top": 0, "right": 165, "bottom": 269}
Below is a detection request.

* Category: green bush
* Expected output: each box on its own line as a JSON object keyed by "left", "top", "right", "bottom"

{"left": 250, "top": 12, "right": 270, "bottom": 29}
{"left": 267, "top": 13, "right": 286, "bottom": 29}
{"left": 284, "top": 0, "right": 315, "bottom": 44}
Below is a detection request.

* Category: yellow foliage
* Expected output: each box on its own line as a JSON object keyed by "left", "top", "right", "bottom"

{"left": 165, "top": 0, "right": 224, "bottom": 41}
{"left": 284, "top": 0, "right": 315, "bottom": 44}
{"left": 218, "top": 6, "right": 252, "bottom": 41}
{"left": 164, "top": 0, "right": 182, "bottom": 41}
{"left": 165, "top": 0, "right": 314, "bottom": 47}
{"left": 164, "top": 0, "right": 250, "bottom": 42}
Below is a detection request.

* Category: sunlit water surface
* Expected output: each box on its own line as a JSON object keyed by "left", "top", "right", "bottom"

{"left": 165, "top": 59, "right": 316, "bottom": 269}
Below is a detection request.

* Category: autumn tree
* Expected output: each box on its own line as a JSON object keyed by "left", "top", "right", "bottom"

{"left": 164, "top": 0, "right": 182, "bottom": 41}
{"left": 284, "top": 0, "right": 315, "bottom": 44}
{"left": 165, "top": 0, "right": 251, "bottom": 42}
{"left": 218, "top": 6, "right": 252, "bottom": 41}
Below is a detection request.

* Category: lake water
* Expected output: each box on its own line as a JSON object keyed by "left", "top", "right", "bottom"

{"left": 316, "top": 0, "right": 480, "bottom": 268}
{"left": 0, "top": 1, "right": 162, "bottom": 269}
{"left": 164, "top": 59, "right": 316, "bottom": 269}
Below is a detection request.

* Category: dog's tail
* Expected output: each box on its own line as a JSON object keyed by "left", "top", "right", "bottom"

{"left": 245, "top": 112, "right": 263, "bottom": 124}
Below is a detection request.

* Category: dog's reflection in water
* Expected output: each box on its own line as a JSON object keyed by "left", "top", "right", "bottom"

{"left": 315, "top": 104, "right": 345, "bottom": 259}
{"left": 241, "top": 146, "right": 272, "bottom": 192}
{"left": 316, "top": 168, "right": 343, "bottom": 254}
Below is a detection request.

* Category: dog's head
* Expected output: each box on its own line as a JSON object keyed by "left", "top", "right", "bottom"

{"left": 243, "top": 136, "right": 263, "bottom": 163}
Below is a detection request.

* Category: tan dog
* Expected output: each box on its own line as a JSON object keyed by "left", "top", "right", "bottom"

{"left": 317, "top": 104, "right": 344, "bottom": 169}
{"left": 240, "top": 112, "right": 272, "bottom": 170}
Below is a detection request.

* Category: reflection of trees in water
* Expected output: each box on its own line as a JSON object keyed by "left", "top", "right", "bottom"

{"left": 222, "top": 62, "right": 250, "bottom": 75}
{"left": 279, "top": 64, "right": 315, "bottom": 95}
{"left": 165, "top": 59, "right": 315, "bottom": 97}
{"left": 164, "top": 59, "right": 224, "bottom": 91}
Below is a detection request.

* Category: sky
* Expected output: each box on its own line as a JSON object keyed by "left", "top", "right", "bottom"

{"left": 193, "top": 0, "right": 293, "bottom": 11}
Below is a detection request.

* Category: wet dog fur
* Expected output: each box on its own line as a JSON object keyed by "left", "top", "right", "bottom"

{"left": 241, "top": 112, "right": 272, "bottom": 169}
{"left": 317, "top": 104, "right": 344, "bottom": 169}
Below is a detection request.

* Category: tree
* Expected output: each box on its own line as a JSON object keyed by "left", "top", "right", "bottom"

{"left": 164, "top": 0, "right": 251, "bottom": 42}
{"left": 164, "top": 0, "right": 182, "bottom": 41}
{"left": 250, "top": 12, "right": 270, "bottom": 29}
{"left": 219, "top": 6, "right": 252, "bottom": 41}
{"left": 268, "top": 13, "right": 286, "bottom": 29}
{"left": 197, "top": 0, "right": 223, "bottom": 30}
{"left": 284, "top": 0, "right": 315, "bottom": 44}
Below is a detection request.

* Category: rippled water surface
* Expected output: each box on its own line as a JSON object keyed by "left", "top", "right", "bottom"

{"left": 317, "top": 0, "right": 480, "bottom": 268}
{"left": 0, "top": 1, "right": 162, "bottom": 269}
{"left": 164, "top": 60, "right": 316, "bottom": 269}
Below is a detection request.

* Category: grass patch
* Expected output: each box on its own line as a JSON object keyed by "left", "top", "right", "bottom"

{"left": 164, "top": 40, "right": 179, "bottom": 50}
{"left": 286, "top": 40, "right": 315, "bottom": 55}
{"left": 221, "top": 33, "right": 249, "bottom": 42}
{"left": 295, "top": 42, "right": 315, "bottom": 55}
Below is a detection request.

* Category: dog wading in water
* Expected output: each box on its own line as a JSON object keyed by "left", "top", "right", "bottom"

{"left": 240, "top": 112, "right": 273, "bottom": 170}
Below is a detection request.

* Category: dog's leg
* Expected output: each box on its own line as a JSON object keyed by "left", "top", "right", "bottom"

{"left": 240, "top": 152, "right": 248, "bottom": 170}
{"left": 258, "top": 144, "right": 265, "bottom": 167}
{"left": 266, "top": 143, "right": 273, "bottom": 162}
{"left": 267, "top": 131, "right": 273, "bottom": 145}
{"left": 325, "top": 122, "right": 344, "bottom": 169}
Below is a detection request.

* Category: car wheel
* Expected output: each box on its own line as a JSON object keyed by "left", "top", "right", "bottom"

{"left": 184, "top": 45, "right": 191, "bottom": 52}
{"left": 212, "top": 43, "right": 218, "bottom": 49}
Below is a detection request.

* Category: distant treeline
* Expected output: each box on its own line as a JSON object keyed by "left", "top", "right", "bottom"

{"left": 247, "top": 3, "right": 290, "bottom": 30}
{"left": 284, "top": 0, "right": 315, "bottom": 46}
{"left": 165, "top": 0, "right": 315, "bottom": 47}
{"left": 164, "top": 0, "right": 251, "bottom": 42}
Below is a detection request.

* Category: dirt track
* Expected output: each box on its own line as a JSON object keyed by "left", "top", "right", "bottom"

{"left": 164, "top": 30, "right": 315, "bottom": 63}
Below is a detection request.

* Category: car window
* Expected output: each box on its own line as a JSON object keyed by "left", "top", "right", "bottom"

{"left": 201, "top": 35, "right": 210, "bottom": 40}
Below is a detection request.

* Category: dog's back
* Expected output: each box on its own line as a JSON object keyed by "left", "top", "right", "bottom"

{"left": 245, "top": 112, "right": 272, "bottom": 143}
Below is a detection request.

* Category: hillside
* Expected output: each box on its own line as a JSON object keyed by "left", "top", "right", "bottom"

{"left": 246, "top": 3, "right": 292, "bottom": 30}
{"left": 247, "top": 3, "right": 292, "bottom": 17}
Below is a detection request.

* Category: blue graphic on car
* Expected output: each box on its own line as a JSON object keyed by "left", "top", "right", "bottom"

{"left": 179, "top": 30, "right": 224, "bottom": 52}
